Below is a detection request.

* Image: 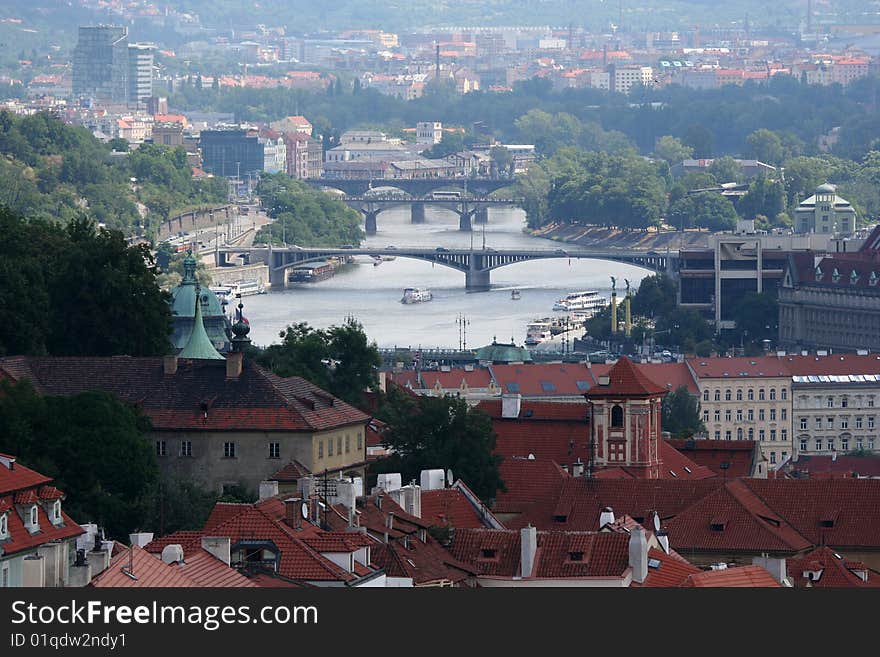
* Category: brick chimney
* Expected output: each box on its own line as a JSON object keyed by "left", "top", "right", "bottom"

{"left": 163, "top": 354, "right": 178, "bottom": 375}
{"left": 283, "top": 498, "right": 303, "bottom": 529}
{"left": 628, "top": 527, "right": 648, "bottom": 584}
{"left": 226, "top": 351, "right": 244, "bottom": 379}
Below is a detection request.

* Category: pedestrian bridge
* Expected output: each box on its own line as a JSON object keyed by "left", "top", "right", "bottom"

{"left": 215, "top": 245, "right": 677, "bottom": 291}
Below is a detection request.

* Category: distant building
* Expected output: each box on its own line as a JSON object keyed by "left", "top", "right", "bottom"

{"left": 282, "top": 132, "right": 323, "bottom": 179}
{"left": 72, "top": 25, "right": 129, "bottom": 102}
{"left": 127, "top": 43, "right": 155, "bottom": 104}
{"left": 416, "top": 121, "right": 443, "bottom": 145}
{"left": 200, "top": 127, "right": 264, "bottom": 177}
{"left": 793, "top": 183, "right": 857, "bottom": 236}
{"left": 779, "top": 225, "right": 880, "bottom": 352}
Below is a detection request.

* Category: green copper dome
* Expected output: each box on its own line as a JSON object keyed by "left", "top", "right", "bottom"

{"left": 168, "top": 251, "right": 230, "bottom": 352}
{"left": 474, "top": 340, "right": 533, "bottom": 364}
{"left": 178, "top": 285, "right": 226, "bottom": 360}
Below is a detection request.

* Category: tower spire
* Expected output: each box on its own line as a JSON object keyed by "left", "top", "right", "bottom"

{"left": 178, "top": 283, "right": 225, "bottom": 360}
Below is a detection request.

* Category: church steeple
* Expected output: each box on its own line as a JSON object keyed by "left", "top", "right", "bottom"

{"left": 178, "top": 284, "right": 225, "bottom": 360}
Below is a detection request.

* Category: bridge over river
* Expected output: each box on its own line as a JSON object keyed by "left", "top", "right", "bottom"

{"left": 215, "top": 245, "right": 677, "bottom": 291}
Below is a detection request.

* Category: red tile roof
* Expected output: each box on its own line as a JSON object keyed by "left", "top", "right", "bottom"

{"left": 0, "top": 460, "right": 52, "bottom": 495}
{"left": 786, "top": 455, "right": 880, "bottom": 479}
{"left": 90, "top": 545, "right": 201, "bottom": 587}
{"left": 270, "top": 461, "right": 311, "bottom": 482}
{"left": 493, "top": 458, "right": 569, "bottom": 525}
{"left": 482, "top": 407, "right": 591, "bottom": 470}
{"left": 787, "top": 546, "right": 880, "bottom": 587}
{"left": 0, "top": 357, "right": 370, "bottom": 433}
{"left": 174, "top": 548, "right": 257, "bottom": 587}
{"left": 420, "top": 489, "right": 487, "bottom": 528}
{"left": 637, "top": 547, "right": 701, "bottom": 587}
{"left": 667, "top": 439, "right": 758, "bottom": 478}
{"left": 371, "top": 536, "right": 473, "bottom": 585}
{"left": 489, "top": 363, "right": 595, "bottom": 397}
{"left": 632, "top": 362, "right": 698, "bottom": 395}
{"left": 681, "top": 565, "right": 781, "bottom": 587}
{"left": 586, "top": 357, "right": 668, "bottom": 398}
{"left": 447, "top": 528, "right": 632, "bottom": 579}
{"left": 686, "top": 356, "right": 791, "bottom": 380}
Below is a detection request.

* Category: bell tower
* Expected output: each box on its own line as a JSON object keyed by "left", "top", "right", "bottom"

{"left": 585, "top": 357, "right": 667, "bottom": 478}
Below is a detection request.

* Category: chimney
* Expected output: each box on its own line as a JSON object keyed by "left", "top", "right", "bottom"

{"left": 226, "top": 351, "right": 244, "bottom": 379}
{"left": 161, "top": 544, "right": 185, "bottom": 565}
{"left": 259, "top": 480, "right": 279, "bottom": 501}
{"left": 628, "top": 527, "right": 648, "bottom": 584}
{"left": 572, "top": 459, "right": 584, "bottom": 477}
{"left": 656, "top": 530, "right": 670, "bottom": 554}
{"left": 201, "top": 537, "right": 231, "bottom": 566}
{"left": 520, "top": 524, "right": 537, "bottom": 578}
{"left": 284, "top": 497, "right": 303, "bottom": 529}
{"left": 752, "top": 555, "right": 787, "bottom": 585}
{"left": 129, "top": 532, "right": 154, "bottom": 548}
{"left": 386, "top": 511, "right": 394, "bottom": 530}
{"left": 401, "top": 484, "right": 422, "bottom": 518}
{"left": 163, "top": 354, "right": 178, "bottom": 375}
{"left": 0, "top": 454, "right": 14, "bottom": 470}
{"left": 599, "top": 506, "right": 615, "bottom": 529}
{"left": 501, "top": 393, "right": 522, "bottom": 418}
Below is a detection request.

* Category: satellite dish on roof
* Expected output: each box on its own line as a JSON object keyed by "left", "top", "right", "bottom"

{"left": 527, "top": 453, "right": 536, "bottom": 460}
{"left": 446, "top": 469, "right": 454, "bottom": 486}
{"left": 653, "top": 512, "right": 661, "bottom": 532}
{"left": 301, "top": 502, "right": 309, "bottom": 519}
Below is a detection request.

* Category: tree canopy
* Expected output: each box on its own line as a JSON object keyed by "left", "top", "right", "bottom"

{"left": 0, "top": 208, "right": 172, "bottom": 357}
{"left": 661, "top": 385, "right": 706, "bottom": 438}
{"left": 256, "top": 318, "right": 380, "bottom": 407}
{"left": 371, "top": 387, "right": 504, "bottom": 503}
{"left": 0, "top": 379, "right": 158, "bottom": 538}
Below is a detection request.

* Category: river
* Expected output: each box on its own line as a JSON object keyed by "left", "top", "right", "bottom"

{"left": 241, "top": 206, "right": 653, "bottom": 350}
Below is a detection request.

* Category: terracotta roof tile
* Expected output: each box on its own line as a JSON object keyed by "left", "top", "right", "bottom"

{"left": 787, "top": 546, "right": 880, "bottom": 587}
{"left": 0, "top": 357, "right": 369, "bottom": 433}
{"left": 681, "top": 565, "right": 781, "bottom": 587}
{"left": 0, "top": 459, "right": 52, "bottom": 495}
{"left": 270, "top": 461, "right": 311, "bottom": 482}
{"left": 586, "top": 357, "right": 668, "bottom": 397}
{"left": 667, "top": 439, "right": 757, "bottom": 478}
{"left": 420, "top": 489, "right": 486, "bottom": 528}
{"left": 90, "top": 545, "right": 200, "bottom": 587}
{"left": 636, "top": 547, "right": 701, "bottom": 587}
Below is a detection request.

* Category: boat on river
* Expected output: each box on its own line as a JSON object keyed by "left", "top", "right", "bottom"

{"left": 401, "top": 287, "right": 433, "bottom": 304}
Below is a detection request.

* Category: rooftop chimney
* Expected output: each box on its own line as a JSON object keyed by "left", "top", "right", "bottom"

{"left": 129, "top": 532, "right": 154, "bottom": 548}
{"left": 163, "top": 354, "right": 178, "bottom": 376}
{"left": 0, "top": 454, "right": 14, "bottom": 471}
{"left": 284, "top": 497, "right": 303, "bottom": 529}
{"left": 656, "top": 530, "right": 670, "bottom": 554}
{"left": 501, "top": 393, "right": 522, "bottom": 418}
{"left": 629, "top": 527, "right": 648, "bottom": 584}
{"left": 520, "top": 524, "right": 537, "bottom": 578}
{"left": 226, "top": 351, "right": 244, "bottom": 379}
{"left": 572, "top": 459, "right": 584, "bottom": 477}
{"left": 752, "top": 555, "right": 787, "bottom": 585}
{"left": 599, "top": 506, "right": 615, "bottom": 529}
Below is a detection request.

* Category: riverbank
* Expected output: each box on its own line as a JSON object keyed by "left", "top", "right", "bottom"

{"left": 528, "top": 223, "right": 711, "bottom": 251}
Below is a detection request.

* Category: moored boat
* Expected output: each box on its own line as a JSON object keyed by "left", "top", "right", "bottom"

{"left": 401, "top": 287, "right": 433, "bottom": 304}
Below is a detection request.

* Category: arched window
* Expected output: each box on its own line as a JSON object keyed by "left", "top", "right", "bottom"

{"left": 747, "top": 389, "right": 754, "bottom": 401}
{"left": 725, "top": 389, "right": 732, "bottom": 401}
{"left": 759, "top": 389, "right": 765, "bottom": 401}
{"left": 714, "top": 389, "right": 721, "bottom": 401}
{"left": 611, "top": 405, "right": 624, "bottom": 428}
{"left": 781, "top": 389, "right": 788, "bottom": 400}
{"left": 769, "top": 388, "right": 776, "bottom": 400}
{"left": 703, "top": 390, "right": 709, "bottom": 402}
{"left": 736, "top": 389, "right": 743, "bottom": 401}
{"left": 737, "top": 428, "right": 743, "bottom": 440}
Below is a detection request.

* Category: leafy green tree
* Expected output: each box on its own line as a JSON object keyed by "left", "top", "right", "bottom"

{"left": 489, "top": 145, "right": 514, "bottom": 177}
{"left": 258, "top": 318, "right": 380, "bottom": 406}
{"left": 746, "top": 128, "right": 784, "bottom": 166}
{"left": 667, "top": 192, "right": 739, "bottom": 231}
{"left": 654, "top": 135, "right": 693, "bottom": 165}
{"left": 0, "top": 210, "right": 172, "bottom": 357}
{"left": 0, "top": 380, "right": 158, "bottom": 539}
{"left": 782, "top": 156, "right": 832, "bottom": 208}
{"left": 631, "top": 274, "right": 677, "bottom": 320}
{"left": 729, "top": 292, "right": 778, "bottom": 346}
{"left": 422, "top": 131, "right": 466, "bottom": 159}
{"left": 683, "top": 124, "right": 714, "bottom": 158}
{"left": 371, "top": 387, "right": 504, "bottom": 503}
{"left": 708, "top": 156, "right": 743, "bottom": 183}
{"left": 737, "top": 175, "right": 785, "bottom": 222}
{"left": 661, "top": 385, "right": 706, "bottom": 438}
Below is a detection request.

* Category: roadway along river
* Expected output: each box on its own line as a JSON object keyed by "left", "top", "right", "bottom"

{"left": 241, "top": 206, "right": 654, "bottom": 350}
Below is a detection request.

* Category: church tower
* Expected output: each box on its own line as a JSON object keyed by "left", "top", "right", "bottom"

{"left": 585, "top": 357, "right": 667, "bottom": 478}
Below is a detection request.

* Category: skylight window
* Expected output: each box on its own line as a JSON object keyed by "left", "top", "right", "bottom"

{"left": 540, "top": 381, "right": 556, "bottom": 392}
{"left": 648, "top": 558, "right": 662, "bottom": 569}
{"left": 506, "top": 383, "right": 520, "bottom": 393}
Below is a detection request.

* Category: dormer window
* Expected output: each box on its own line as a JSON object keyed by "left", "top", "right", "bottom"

{"left": 815, "top": 266, "right": 823, "bottom": 281}
{"left": 29, "top": 505, "right": 39, "bottom": 532}
{"left": 480, "top": 549, "right": 497, "bottom": 559}
{"left": 832, "top": 268, "right": 840, "bottom": 283}
{"left": 568, "top": 551, "right": 584, "bottom": 562}
{"left": 0, "top": 513, "right": 7, "bottom": 539}
{"left": 53, "top": 501, "right": 61, "bottom": 523}
{"left": 851, "top": 269, "right": 859, "bottom": 285}
{"left": 871, "top": 272, "right": 878, "bottom": 287}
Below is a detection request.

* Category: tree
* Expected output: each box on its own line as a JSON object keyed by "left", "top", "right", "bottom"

{"left": 661, "top": 386, "right": 706, "bottom": 438}
{"left": 729, "top": 292, "right": 778, "bottom": 346}
{"left": 631, "top": 274, "right": 677, "bottom": 320}
{"left": 667, "top": 192, "right": 739, "bottom": 231}
{"left": 0, "top": 380, "right": 158, "bottom": 539}
{"left": 0, "top": 210, "right": 172, "bottom": 357}
{"left": 422, "top": 131, "right": 466, "bottom": 159}
{"left": 737, "top": 175, "right": 785, "bottom": 222}
{"left": 746, "top": 128, "right": 784, "bottom": 166}
{"left": 654, "top": 135, "right": 693, "bottom": 165}
{"left": 683, "top": 124, "right": 714, "bottom": 158}
{"left": 371, "top": 388, "right": 504, "bottom": 503}
{"left": 489, "top": 145, "right": 514, "bottom": 177}
{"left": 257, "top": 318, "right": 380, "bottom": 406}
{"left": 708, "top": 156, "right": 743, "bottom": 183}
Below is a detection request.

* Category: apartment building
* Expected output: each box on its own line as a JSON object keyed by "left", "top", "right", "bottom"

{"left": 687, "top": 357, "right": 792, "bottom": 466}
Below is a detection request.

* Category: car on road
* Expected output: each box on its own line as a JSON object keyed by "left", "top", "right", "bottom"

{"left": 555, "top": 248, "right": 568, "bottom": 255}
{"left": 386, "top": 245, "right": 397, "bottom": 249}
{"left": 340, "top": 244, "right": 355, "bottom": 249}
{"left": 484, "top": 247, "right": 497, "bottom": 252}
{"left": 435, "top": 247, "right": 449, "bottom": 252}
